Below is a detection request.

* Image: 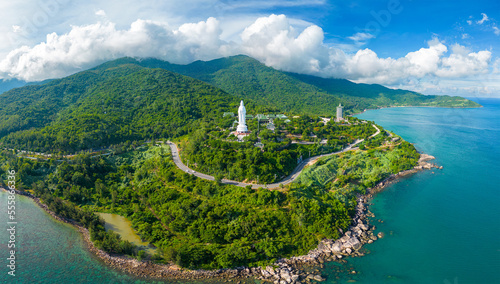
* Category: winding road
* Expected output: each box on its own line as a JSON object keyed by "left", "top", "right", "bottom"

{"left": 167, "top": 125, "right": 380, "bottom": 189}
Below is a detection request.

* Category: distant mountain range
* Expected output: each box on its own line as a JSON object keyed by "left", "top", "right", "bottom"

{"left": 101, "top": 55, "right": 480, "bottom": 114}
{"left": 0, "top": 55, "right": 480, "bottom": 152}
{"left": 0, "top": 78, "right": 27, "bottom": 94}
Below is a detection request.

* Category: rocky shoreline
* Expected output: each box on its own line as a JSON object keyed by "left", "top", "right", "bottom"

{"left": 248, "top": 153, "right": 442, "bottom": 284}
{"left": 371, "top": 153, "right": 441, "bottom": 194}
{"left": 1, "top": 187, "right": 253, "bottom": 281}
{"left": 2, "top": 153, "right": 441, "bottom": 283}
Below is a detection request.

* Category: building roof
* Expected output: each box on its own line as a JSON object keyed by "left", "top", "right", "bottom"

{"left": 223, "top": 112, "right": 234, "bottom": 117}
{"left": 255, "top": 114, "right": 268, "bottom": 120}
{"left": 276, "top": 114, "right": 288, "bottom": 119}
{"left": 267, "top": 122, "right": 275, "bottom": 131}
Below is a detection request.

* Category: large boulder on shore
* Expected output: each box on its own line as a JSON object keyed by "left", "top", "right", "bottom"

{"left": 358, "top": 222, "right": 369, "bottom": 231}
{"left": 342, "top": 237, "right": 362, "bottom": 251}
{"left": 265, "top": 266, "right": 275, "bottom": 276}
{"left": 331, "top": 242, "right": 342, "bottom": 253}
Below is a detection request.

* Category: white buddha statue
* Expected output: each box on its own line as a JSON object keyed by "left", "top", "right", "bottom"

{"left": 236, "top": 100, "right": 248, "bottom": 133}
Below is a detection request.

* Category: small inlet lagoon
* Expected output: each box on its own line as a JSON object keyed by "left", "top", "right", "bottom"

{"left": 98, "top": 213, "right": 158, "bottom": 256}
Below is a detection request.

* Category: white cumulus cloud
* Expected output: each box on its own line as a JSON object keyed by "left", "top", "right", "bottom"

{"left": 0, "top": 17, "right": 232, "bottom": 81}
{"left": 0, "top": 14, "right": 494, "bottom": 95}
{"left": 95, "top": 10, "right": 106, "bottom": 17}
{"left": 240, "top": 14, "right": 329, "bottom": 74}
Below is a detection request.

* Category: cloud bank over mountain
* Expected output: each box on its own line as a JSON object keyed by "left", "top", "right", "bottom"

{"left": 0, "top": 14, "right": 495, "bottom": 95}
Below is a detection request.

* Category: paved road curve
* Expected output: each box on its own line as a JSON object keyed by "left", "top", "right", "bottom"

{"left": 167, "top": 125, "right": 380, "bottom": 189}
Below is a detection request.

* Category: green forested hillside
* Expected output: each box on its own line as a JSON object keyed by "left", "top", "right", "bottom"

{"left": 122, "top": 55, "right": 480, "bottom": 114}
{"left": 4, "top": 136, "right": 419, "bottom": 269}
{"left": 286, "top": 73, "right": 479, "bottom": 109}
{"left": 0, "top": 65, "right": 247, "bottom": 153}
{"left": 0, "top": 55, "right": 479, "bottom": 154}
{"left": 97, "top": 56, "right": 345, "bottom": 114}
{"left": 0, "top": 55, "right": 429, "bottom": 270}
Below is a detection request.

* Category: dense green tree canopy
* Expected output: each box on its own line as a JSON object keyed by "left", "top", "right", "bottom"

{"left": 0, "top": 56, "right": 433, "bottom": 270}
{"left": 0, "top": 66, "right": 241, "bottom": 153}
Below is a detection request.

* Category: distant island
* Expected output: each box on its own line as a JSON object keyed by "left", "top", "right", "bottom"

{"left": 0, "top": 55, "right": 466, "bottom": 282}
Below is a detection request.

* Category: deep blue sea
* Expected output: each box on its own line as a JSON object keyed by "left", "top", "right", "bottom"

{"left": 1, "top": 98, "right": 499, "bottom": 284}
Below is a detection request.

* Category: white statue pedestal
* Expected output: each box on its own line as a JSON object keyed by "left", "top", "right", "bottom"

{"left": 236, "top": 124, "right": 248, "bottom": 133}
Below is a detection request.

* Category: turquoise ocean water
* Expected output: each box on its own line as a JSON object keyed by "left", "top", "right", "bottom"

{"left": 343, "top": 98, "right": 500, "bottom": 284}
{"left": 0, "top": 192, "right": 172, "bottom": 284}
{"left": 1, "top": 98, "right": 499, "bottom": 283}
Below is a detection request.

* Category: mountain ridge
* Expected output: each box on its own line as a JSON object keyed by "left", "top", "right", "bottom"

{"left": 110, "top": 55, "right": 480, "bottom": 114}
{"left": 0, "top": 55, "right": 480, "bottom": 152}
{"left": 0, "top": 64, "right": 245, "bottom": 152}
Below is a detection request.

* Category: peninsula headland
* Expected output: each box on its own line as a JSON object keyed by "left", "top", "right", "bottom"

{"left": 0, "top": 55, "right": 468, "bottom": 282}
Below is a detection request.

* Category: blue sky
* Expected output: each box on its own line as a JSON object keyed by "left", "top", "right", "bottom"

{"left": 0, "top": 0, "right": 499, "bottom": 97}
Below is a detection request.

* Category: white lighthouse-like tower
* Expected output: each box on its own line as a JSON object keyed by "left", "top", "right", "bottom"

{"left": 336, "top": 103, "right": 344, "bottom": 122}
{"left": 236, "top": 100, "right": 248, "bottom": 133}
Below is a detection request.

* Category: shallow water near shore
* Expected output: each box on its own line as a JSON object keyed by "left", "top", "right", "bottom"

{"left": 343, "top": 98, "right": 500, "bottom": 283}
{"left": 1, "top": 98, "right": 499, "bottom": 283}
{"left": 0, "top": 192, "right": 173, "bottom": 284}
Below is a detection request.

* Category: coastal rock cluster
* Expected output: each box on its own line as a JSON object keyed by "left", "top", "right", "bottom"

{"left": 254, "top": 196, "right": 374, "bottom": 283}
{"left": 251, "top": 153, "right": 442, "bottom": 283}
{"left": 415, "top": 154, "right": 442, "bottom": 170}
